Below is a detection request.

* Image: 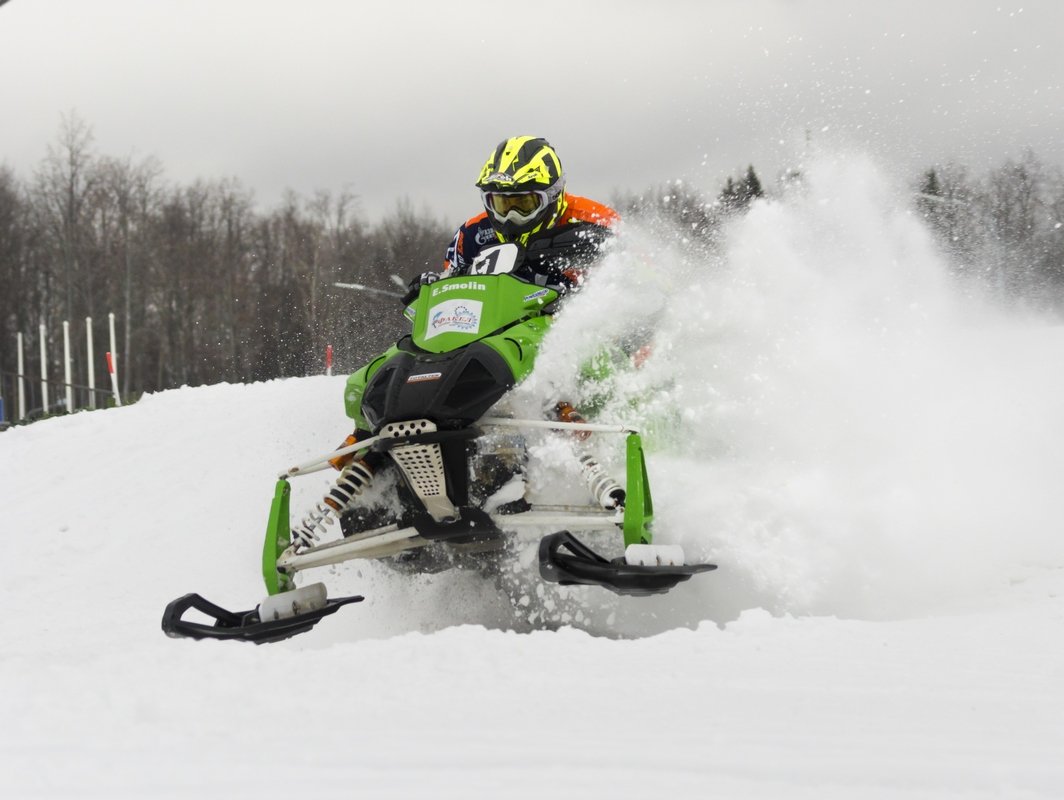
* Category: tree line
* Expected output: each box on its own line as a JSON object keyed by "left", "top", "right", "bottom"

{"left": 915, "top": 152, "right": 1064, "bottom": 300}
{"left": 619, "top": 152, "right": 1064, "bottom": 307}
{"left": 0, "top": 116, "right": 450, "bottom": 416}
{"left": 2, "top": 116, "right": 1062, "bottom": 419}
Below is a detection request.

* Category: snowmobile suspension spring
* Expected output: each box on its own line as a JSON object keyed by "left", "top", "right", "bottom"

{"left": 579, "top": 455, "right": 626, "bottom": 510}
{"left": 293, "top": 459, "right": 375, "bottom": 543}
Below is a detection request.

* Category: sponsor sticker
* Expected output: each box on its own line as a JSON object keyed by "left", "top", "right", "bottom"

{"left": 406, "top": 372, "right": 443, "bottom": 384}
{"left": 430, "top": 281, "right": 487, "bottom": 297}
{"left": 424, "top": 299, "right": 483, "bottom": 340}
{"left": 523, "top": 288, "right": 550, "bottom": 302}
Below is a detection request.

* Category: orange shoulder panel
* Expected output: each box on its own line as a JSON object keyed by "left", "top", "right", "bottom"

{"left": 561, "top": 194, "right": 620, "bottom": 227}
{"left": 452, "top": 210, "right": 490, "bottom": 263}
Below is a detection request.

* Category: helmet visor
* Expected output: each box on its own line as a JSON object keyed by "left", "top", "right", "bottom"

{"left": 482, "top": 190, "right": 549, "bottom": 225}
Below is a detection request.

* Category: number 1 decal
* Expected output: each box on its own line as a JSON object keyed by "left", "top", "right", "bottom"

{"left": 469, "top": 243, "right": 520, "bottom": 275}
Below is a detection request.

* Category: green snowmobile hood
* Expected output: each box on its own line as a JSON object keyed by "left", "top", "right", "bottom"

{"left": 344, "top": 274, "right": 558, "bottom": 427}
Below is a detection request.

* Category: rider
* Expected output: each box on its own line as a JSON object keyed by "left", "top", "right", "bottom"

{"left": 397, "top": 136, "right": 623, "bottom": 437}
{"left": 403, "top": 136, "right": 619, "bottom": 303}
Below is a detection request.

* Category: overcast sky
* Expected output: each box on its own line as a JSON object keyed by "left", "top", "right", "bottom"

{"left": 1, "top": 0, "right": 1061, "bottom": 223}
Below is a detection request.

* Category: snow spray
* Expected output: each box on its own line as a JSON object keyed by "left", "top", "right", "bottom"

{"left": 531, "top": 152, "right": 1064, "bottom": 631}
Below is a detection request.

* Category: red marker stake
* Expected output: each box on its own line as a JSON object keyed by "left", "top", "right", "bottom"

{"left": 106, "top": 351, "right": 123, "bottom": 407}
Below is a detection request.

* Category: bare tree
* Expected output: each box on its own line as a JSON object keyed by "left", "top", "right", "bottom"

{"left": 917, "top": 163, "right": 984, "bottom": 272}
{"left": 32, "top": 112, "right": 97, "bottom": 322}
{"left": 982, "top": 150, "right": 1042, "bottom": 293}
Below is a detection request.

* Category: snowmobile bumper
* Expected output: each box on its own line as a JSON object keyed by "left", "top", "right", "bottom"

{"left": 538, "top": 531, "right": 717, "bottom": 597}
{"left": 161, "top": 589, "right": 363, "bottom": 644}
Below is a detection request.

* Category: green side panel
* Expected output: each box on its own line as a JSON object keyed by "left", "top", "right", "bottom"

{"left": 622, "top": 433, "right": 654, "bottom": 547}
{"left": 571, "top": 341, "right": 634, "bottom": 418}
{"left": 344, "top": 347, "right": 399, "bottom": 426}
{"left": 480, "top": 315, "right": 552, "bottom": 384}
{"left": 580, "top": 347, "right": 620, "bottom": 383}
{"left": 262, "top": 478, "right": 294, "bottom": 595}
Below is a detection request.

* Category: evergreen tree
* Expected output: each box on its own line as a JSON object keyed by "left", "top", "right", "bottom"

{"left": 718, "top": 166, "right": 763, "bottom": 212}
{"left": 741, "top": 165, "right": 764, "bottom": 203}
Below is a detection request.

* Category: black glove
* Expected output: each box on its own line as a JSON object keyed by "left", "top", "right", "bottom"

{"left": 401, "top": 271, "right": 441, "bottom": 305}
{"left": 539, "top": 266, "right": 577, "bottom": 296}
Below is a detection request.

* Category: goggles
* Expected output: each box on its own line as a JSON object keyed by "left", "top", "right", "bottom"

{"left": 482, "top": 189, "right": 551, "bottom": 225}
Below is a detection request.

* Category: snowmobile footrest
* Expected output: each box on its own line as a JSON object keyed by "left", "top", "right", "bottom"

{"left": 161, "top": 592, "right": 363, "bottom": 644}
{"left": 538, "top": 531, "right": 716, "bottom": 597}
{"left": 414, "top": 507, "right": 503, "bottom": 543}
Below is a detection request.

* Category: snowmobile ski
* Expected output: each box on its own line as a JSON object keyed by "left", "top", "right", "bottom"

{"left": 538, "top": 531, "right": 717, "bottom": 596}
{"left": 161, "top": 584, "right": 363, "bottom": 644}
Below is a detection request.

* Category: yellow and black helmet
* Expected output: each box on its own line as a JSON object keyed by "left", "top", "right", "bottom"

{"left": 475, "top": 136, "right": 566, "bottom": 240}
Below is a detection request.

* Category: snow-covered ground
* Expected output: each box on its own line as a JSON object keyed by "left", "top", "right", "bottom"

{"left": 3, "top": 157, "right": 1063, "bottom": 798}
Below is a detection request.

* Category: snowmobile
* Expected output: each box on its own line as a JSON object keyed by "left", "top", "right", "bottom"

{"left": 162, "top": 243, "right": 716, "bottom": 643}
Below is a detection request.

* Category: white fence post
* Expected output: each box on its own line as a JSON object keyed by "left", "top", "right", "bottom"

{"left": 108, "top": 313, "right": 120, "bottom": 397}
{"left": 63, "top": 320, "right": 74, "bottom": 412}
{"left": 17, "top": 331, "right": 26, "bottom": 420}
{"left": 86, "top": 317, "right": 96, "bottom": 410}
{"left": 38, "top": 323, "right": 49, "bottom": 413}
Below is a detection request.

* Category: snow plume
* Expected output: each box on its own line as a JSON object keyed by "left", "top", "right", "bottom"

{"left": 532, "top": 152, "right": 1064, "bottom": 627}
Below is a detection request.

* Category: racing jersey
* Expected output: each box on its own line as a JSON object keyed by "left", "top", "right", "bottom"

{"left": 443, "top": 194, "right": 620, "bottom": 285}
